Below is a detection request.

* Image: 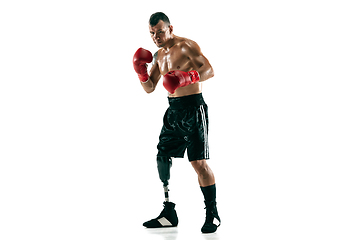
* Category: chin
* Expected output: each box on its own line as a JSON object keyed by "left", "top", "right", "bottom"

{"left": 155, "top": 41, "right": 166, "bottom": 48}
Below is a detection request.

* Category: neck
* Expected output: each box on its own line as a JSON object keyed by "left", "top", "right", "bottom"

{"left": 162, "top": 35, "right": 176, "bottom": 51}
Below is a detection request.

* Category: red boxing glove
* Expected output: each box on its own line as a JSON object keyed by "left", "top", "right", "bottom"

{"left": 163, "top": 70, "right": 200, "bottom": 94}
{"left": 133, "top": 48, "right": 153, "bottom": 82}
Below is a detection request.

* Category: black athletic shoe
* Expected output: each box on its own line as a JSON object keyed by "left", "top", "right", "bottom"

{"left": 201, "top": 201, "right": 221, "bottom": 233}
{"left": 143, "top": 202, "right": 179, "bottom": 228}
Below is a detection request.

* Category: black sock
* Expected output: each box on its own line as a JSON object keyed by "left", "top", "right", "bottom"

{"left": 200, "top": 184, "right": 216, "bottom": 202}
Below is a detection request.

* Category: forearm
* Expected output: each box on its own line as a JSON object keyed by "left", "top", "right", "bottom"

{"left": 198, "top": 65, "right": 214, "bottom": 82}
{"left": 140, "top": 78, "right": 155, "bottom": 93}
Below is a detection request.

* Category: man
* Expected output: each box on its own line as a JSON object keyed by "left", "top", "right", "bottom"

{"left": 132, "top": 12, "right": 220, "bottom": 234}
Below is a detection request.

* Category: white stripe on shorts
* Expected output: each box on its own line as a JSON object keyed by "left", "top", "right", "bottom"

{"left": 199, "top": 105, "right": 209, "bottom": 159}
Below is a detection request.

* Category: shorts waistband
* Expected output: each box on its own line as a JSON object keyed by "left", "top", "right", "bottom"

{"left": 168, "top": 93, "right": 205, "bottom": 109}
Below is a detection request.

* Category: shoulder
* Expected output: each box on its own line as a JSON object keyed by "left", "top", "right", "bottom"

{"left": 153, "top": 50, "right": 158, "bottom": 64}
{"left": 156, "top": 48, "right": 166, "bottom": 61}
{"left": 176, "top": 37, "right": 199, "bottom": 48}
{"left": 177, "top": 37, "right": 201, "bottom": 54}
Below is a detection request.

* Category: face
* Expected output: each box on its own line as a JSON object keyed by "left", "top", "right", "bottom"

{"left": 149, "top": 20, "right": 173, "bottom": 48}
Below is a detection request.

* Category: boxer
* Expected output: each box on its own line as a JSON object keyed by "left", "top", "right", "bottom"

{"left": 133, "top": 12, "right": 220, "bottom": 233}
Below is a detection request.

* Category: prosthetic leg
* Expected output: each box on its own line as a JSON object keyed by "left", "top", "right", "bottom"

{"left": 143, "top": 156, "right": 178, "bottom": 228}
{"left": 157, "top": 156, "right": 172, "bottom": 201}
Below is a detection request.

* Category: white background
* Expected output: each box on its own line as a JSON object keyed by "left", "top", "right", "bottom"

{"left": 1, "top": 0, "right": 359, "bottom": 239}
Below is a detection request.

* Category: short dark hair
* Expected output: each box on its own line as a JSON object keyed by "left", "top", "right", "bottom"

{"left": 149, "top": 12, "right": 170, "bottom": 27}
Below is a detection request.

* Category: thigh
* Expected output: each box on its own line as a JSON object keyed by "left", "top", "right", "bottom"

{"left": 157, "top": 108, "right": 187, "bottom": 158}
{"left": 157, "top": 129, "right": 187, "bottom": 158}
{"left": 186, "top": 104, "right": 209, "bottom": 161}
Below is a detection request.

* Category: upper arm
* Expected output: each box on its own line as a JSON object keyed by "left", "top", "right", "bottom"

{"left": 149, "top": 52, "right": 161, "bottom": 88}
{"left": 184, "top": 41, "right": 204, "bottom": 66}
{"left": 183, "top": 40, "right": 214, "bottom": 81}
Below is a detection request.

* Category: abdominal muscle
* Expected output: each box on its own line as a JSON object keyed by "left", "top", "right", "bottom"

{"left": 168, "top": 82, "right": 202, "bottom": 98}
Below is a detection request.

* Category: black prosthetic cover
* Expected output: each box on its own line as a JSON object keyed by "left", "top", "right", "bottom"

{"left": 157, "top": 156, "right": 172, "bottom": 187}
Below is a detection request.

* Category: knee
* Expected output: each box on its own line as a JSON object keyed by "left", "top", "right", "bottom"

{"left": 191, "top": 160, "right": 210, "bottom": 177}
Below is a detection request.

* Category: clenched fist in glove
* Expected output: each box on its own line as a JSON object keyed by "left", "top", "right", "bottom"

{"left": 133, "top": 48, "right": 153, "bottom": 82}
{"left": 163, "top": 70, "right": 200, "bottom": 94}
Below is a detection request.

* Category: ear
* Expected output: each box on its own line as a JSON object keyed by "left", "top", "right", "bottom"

{"left": 169, "top": 25, "right": 174, "bottom": 34}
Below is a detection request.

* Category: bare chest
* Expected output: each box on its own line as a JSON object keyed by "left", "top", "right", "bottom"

{"left": 157, "top": 46, "right": 193, "bottom": 75}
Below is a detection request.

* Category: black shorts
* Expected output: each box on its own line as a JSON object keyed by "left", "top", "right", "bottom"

{"left": 157, "top": 93, "right": 209, "bottom": 161}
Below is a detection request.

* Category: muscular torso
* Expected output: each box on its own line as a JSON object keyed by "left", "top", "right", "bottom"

{"left": 156, "top": 37, "right": 202, "bottom": 98}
